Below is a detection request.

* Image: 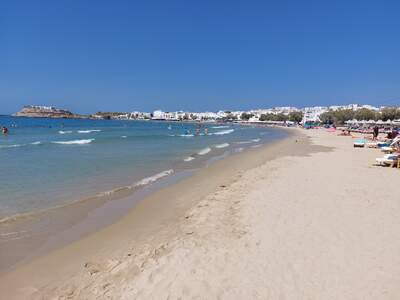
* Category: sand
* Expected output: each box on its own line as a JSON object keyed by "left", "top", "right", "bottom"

{"left": 1, "top": 128, "right": 399, "bottom": 299}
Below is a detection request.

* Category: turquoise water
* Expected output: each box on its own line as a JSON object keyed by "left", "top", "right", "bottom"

{"left": 0, "top": 116, "right": 287, "bottom": 218}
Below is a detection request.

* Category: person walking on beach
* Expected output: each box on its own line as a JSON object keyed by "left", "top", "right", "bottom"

{"left": 373, "top": 125, "right": 379, "bottom": 141}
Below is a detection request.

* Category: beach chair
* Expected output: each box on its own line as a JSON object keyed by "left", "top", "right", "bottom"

{"left": 353, "top": 139, "right": 365, "bottom": 148}
{"left": 381, "top": 146, "right": 395, "bottom": 153}
{"left": 379, "top": 137, "right": 399, "bottom": 152}
{"left": 375, "top": 154, "right": 399, "bottom": 167}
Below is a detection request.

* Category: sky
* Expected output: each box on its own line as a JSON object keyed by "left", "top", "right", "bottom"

{"left": 1, "top": 0, "right": 400, "bottom": 114}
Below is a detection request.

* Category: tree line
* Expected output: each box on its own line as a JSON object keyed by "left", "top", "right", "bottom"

{"left": 319, "top": 107, "right": 400, "bottom": 125}
{"left": 240, "top": 111, "right": 304, "bottom": 123}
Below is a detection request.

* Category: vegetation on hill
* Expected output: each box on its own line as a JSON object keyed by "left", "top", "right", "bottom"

{"left": 319, "top": 107, "right": 400, "bottom": 125}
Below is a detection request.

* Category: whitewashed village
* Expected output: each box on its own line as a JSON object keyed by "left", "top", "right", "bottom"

{"left": 14, "top": 104, "right": 400, "bottom": 127}
{"left": 107, "top": 104, "right": 400, "bottom": 126}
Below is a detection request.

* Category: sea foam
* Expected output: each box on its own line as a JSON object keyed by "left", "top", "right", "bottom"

{"left": 184, "top": 156, "right": 195, "bottom": 162}
{"left": 0, "top": 144, "right": 22, "bottom": 149}
{"left": 78, "top": 129, "right": 102, "bottom": 134}
{"left": 197, "top": 147, "right": 212, "bottom": 155}
{"left": 179, "top": 134, "right": 194, "bottom": 137}
{"left": 211, "top": 129, "right": 234, "bottom": 135}
{"left": 59, "top": 130, "right": 73, "bottom": 134}
{"left": 215, "top": 143, "right": 230, "bottom": 149}
{"left": 134, "top": 169, "right": 174, "bottom": 187}
{"left": 52, "top": 139, "right": 94, "bottom": 145}
{"left": 236, "top": 140, "right": 253, "bottom": 144}
{"left": 212, "top": 125, "right": 229, "bottom": 129}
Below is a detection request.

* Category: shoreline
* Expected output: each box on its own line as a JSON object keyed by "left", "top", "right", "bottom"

{"left": 0, "top": 128, "right": 308, "bottom": 298}
{"left": 0, "top": 127, "right": 290, "bottom": 274}
{"left": 3, "top": 128, "right": 399, "bottom": 299}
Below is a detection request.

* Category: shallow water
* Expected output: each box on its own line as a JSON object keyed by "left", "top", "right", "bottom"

{"left": 0, "top": 116, "right": 287, "bottom": 218}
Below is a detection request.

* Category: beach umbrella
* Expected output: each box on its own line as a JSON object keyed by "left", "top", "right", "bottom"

{"left": 386, "top": 119, "right": 392, "bottom": 124}
{"left": 376, "top": 120, "right": 384, "bottom": 124}
{"left": 367, "top": 119, "right": 375, "bottom": 124}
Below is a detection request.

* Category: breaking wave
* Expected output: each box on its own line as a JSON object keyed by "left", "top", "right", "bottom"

{"left": 134, "top": 169, "right": 174, "bottom": 187}
{"left": 178, "top": 134, "right": 194, "bottom": 137}
{"left": 198, "top": 147, "right": 212, "bottom": 155}
{"left": 0, "top": 144, "right": 22, "bottom": 149}
{"left": 78, "top": 130, "right": 102, "bottom": 134}
{"left": 52, "top": 139, "right": 94, "bottom": 145}
{"left": 211, "top": 126, "right": 230, "bottom": 129}
{"left": 211, "top": 129, "right": 234, "bottom": 135}
{"left": 215, "top": 143, "right": 230, "bottom": 149}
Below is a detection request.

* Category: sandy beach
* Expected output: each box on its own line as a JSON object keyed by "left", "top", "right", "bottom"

{"left": 1, "top": 128, "right": 399, "bottom": 299}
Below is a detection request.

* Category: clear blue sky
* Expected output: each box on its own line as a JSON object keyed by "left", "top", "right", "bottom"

{"left": 1, "top": 0, "right": 400, "bottom": 114}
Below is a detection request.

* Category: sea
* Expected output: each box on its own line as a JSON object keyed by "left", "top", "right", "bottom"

{"left": 0, "top": 116, "right": 288, "bottom": 219}
{"left": 0, "top": 115, "right": 289, "bottom": 270}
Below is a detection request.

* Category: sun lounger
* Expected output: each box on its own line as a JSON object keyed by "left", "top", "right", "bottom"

{"left": 375, "top": 154, "right": 399, "bottom": 166}
{"left": 353, "top": 139, "right": 365, "bottom": 148}
{"left": 381, "top": 146, "right": 395, "bottom": 153}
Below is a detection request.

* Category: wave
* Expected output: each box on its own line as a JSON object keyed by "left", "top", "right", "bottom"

{"left": 121, "top": 136, "right": 127, "bottom": 138}
{"left": 198, "top": 147, "right": 211, "bottom": 155}
{"left": 251, "top": 144, "right": 262, "bottom": 148}
{"left": 212, "top": 125, "right": 229, "bottom": 129}
{"left": 0, "top": 144, "right": 22, "bottom": 149}
{"left": 211, "top": 129, "right": 234, "bottom": 135}
{"left": 236, "top": 140, "right": 253, "bottom": 144}
{"left": 236, "top": 138, "right": 260, "bottom": 144}
{"left": 78, "top": 129, "right": 102, "bottom": 134}
{"left": 59, "top": 130, "right": 73, "bottom": 134}
{"left": 178, "top": 134, "right": 194, "bottom": 137}
{"left": 184, "top": 156, "right": 195, "bottom": 162}
{"left": 52, "top": 139, "right": 94, "bottom": 145}
{"left": 134, "top": 169, "right": 174, "bottom": 187}
{"left": 0, "top": 141, "right": 43, "bottom": 149}
{"left": 215, "top": 143, "right": 230, "bottom": 149}
{"left": 0, "top": 169, "right": 174, "bottom": 225}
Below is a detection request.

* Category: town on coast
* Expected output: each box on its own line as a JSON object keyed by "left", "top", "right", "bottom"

{"left": 12, "top": 103, "right": 400, "bottom": 124}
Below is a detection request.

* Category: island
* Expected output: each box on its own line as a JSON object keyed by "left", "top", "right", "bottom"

{"left": 13, "top": 105, "right": 131, "bottom": 120}
{"left": 13, "top": 105, "right": 95, "bottom": 119}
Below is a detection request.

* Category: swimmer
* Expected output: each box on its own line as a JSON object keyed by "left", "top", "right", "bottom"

{"left": 2, "top": 126, "right": 9, "bottom": 135}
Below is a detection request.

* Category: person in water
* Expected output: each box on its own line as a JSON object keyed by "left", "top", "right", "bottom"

{"left": 2, "top": 126, "right": 9, "bottom": 135}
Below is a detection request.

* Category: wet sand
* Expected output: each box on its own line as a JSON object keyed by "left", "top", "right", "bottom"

{"left": 1, "top": 128, "right": 400, "bottom": 299}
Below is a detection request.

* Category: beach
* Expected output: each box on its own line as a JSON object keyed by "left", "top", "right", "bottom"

{"left": 1, "top": 128, "right": 400, "bottom": 299}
